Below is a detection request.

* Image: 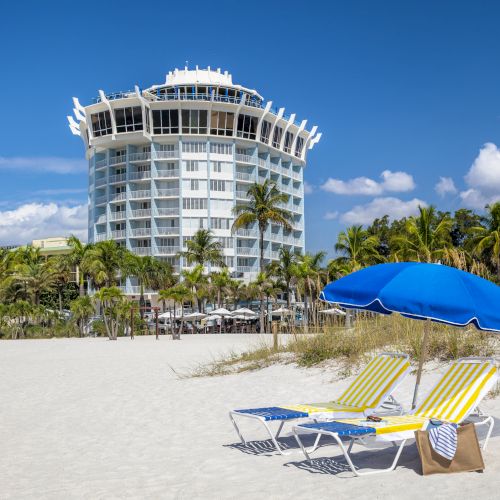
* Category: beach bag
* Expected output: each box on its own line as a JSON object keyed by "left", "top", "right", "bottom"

{"left": 415, "top": 423, "right": 484, "bottom": 475}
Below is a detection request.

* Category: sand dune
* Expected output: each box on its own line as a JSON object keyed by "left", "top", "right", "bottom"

{"left": 0, "top": 335, "right": 499, "bottom": 499}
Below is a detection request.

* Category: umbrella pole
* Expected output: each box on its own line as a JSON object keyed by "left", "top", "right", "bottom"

{"left": 411, "top": 319, "right": 431, "bottom": 409}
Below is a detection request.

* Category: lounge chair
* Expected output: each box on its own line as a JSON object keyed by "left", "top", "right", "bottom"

{"left": 229, "top": 352, "right": 410, "bottom": 454}
{"left": 293, "top": 357, "right": 498, "bottom": 476}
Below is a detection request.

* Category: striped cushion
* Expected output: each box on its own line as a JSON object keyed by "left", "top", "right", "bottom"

{"left": 234, "top": 407, "right": 308, "bottom": 421}
{"left": 338, "top": 415, "right": 428, "bottom": 435}
{"left": 283, "top": 402, "right": 367, "bottom": 413}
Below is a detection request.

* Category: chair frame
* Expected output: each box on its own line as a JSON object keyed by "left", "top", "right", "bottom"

{"left": 292, "top": 357, "right": 497, "bottom": 476}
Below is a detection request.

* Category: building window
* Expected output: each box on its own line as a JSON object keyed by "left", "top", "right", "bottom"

{"left": 223, "top": 256, "right": 234, "bottom": 267}
{"left": 184, "top": 160, "right": 199, "bottom": 172}
{"left": 212, "top": 161, "right": 222, "bottom": 173}
{"left": 182, "top": 142, "right": 207, "bottom": 153}
{"left": 181, "top": 110, "right": 208, "bottom": 134}
{"left": 183, "top": 198, "right": 208, "bottom": 210}
{"left": 152, "top": 109, "right": 179, "bottom": 134}
{"left": 145, "top": 108, "right": 150, "bottom": 133}
{"left": 210, "top": 217, "right": 232, "bottom": 230}
{"left": 210, "top": 143, "right": 232, "bottom": 155}
{"left": 190, "top": 179, "right": 199, "bottom": 190}
{"left": 115, "top": 107, "right": 143, "bottom": 133}
{"left": 216, "top": 237, "right": 234, "bottom": 248}
{"left": 260, "top": 120, "right": 271, "bottom": 144}
{"left": 272, "top": 126, "right": 283, "bottom": 149}
{"left": 284, "top": 131, "right": 294, "bottom": 153}
{"left": 210, "top": 180, "right": 226, "bottom": 191}
{"left": 158, "top": 144, "right": 175, "bottom": 152}
{"left": 295, "top": 136, "right": 304, "bottom": 158}
{"left": 91, "top": 111, "right": 112, "bottom": 137}
{"left": 237, "top": 114, "right": 258, "bottom": 140}
{"left": 210, "top": 111, "right": 234, "bottom": 136}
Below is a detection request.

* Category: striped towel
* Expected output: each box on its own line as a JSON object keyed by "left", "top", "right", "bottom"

{"left": 428, "top": 423, "right": 458, "bottom": 460}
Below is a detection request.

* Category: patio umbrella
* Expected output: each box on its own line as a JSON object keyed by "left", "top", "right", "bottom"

{"left": 319, "top": 308, "right": 346, "bottom": 316}
{"left": 232, "top": 307, "right": 257, "bottom": 317}
{"left": 210, "top": 307, "right": 233, "bottom": 316}
{"left": 320, "top": 262, "right": 500, "bottom": 408}
{"left": 182, "top": 312, "right": 207, "bottom": 321}
{"left": 272, "top": 307, "right": 293, "bottom": 316}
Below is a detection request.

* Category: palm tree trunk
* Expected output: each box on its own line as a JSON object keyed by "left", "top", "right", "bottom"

{"left": 260, "top": 292, "right": 265, "bottom": 334}
{"left": 58, "top": 288, "right": 63, "bottom": 315}
{"left": 259, "top": 228, "right": 265, "bottom": 273}
{"left": 139, "top": 281, "right": 145, "bottom": 320}
{"left": 79, "top": 271, "right": 85, "bottom": 297}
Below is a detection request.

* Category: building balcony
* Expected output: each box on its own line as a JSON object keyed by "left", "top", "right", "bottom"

{"left": 155, "top": 207, "right": 180, "bottom": 217}
{"left": 155, "top": 227, "right": 180, "bottom": 236}
{"left": 109, "top": 155, "right": 126, "bottom": 166}
{"left": 109, "top": 211, "right": 126, "bottom": 221}
{"left": 95, "top": 215, "right": 107, "bottom": 224}
{"left": 153, "top": 150, "right": 178, "bottom": 160}
{"left": 130, "top": 189, "right": 151, "bottom": 199}
{"left": 95, "top": 177, "right": 107, "bottom": 187}
{"left": 129, "top": 171, "right": 151, "bottom": 181}
{"left": 95, "top": 195, "right": 107, "bottom": 205}
{"left": 235, "top": 172, "right": 254, "bottom": 182}
{"left": 156, "top": 169, "right": 180, "bottom": 178}
{"left": 235, "top": 190, "right": 247, "bottom": 199}
{"left": 130, "top": 209, "right": 152, "bottom": 218}
{"left": 130, "top": 227, "right": 151, "bottom": 237}
{"left": 110, "top": 192, "right": 126, "bottom": 203}
{"left": 235, "top": 153, "right": 254, "bottom": 164}
{"left": 128, "top": 285, "right": 155, "bottom": 294}
{"left": 109, "top": 173, "right": 127, "bottom": 184}
{"left": 235, "top": 229, "right": 258, "bottom": 238}
{"left": 155, "top": 188, "right": 179, "bottom": 197}
{"left": 95, "top": 159, "right": 107, "bottom": 169}
{"left": 236, "top": 247, "right": 258, "bottom": 256}
{"left": 129, "top": 152, "right": 151, "bottom": 162}
{"left": 132, "top": 247, "right": 152, "bottom": 256}
{"left": 94, "top": 233, "right": 107, "bottom": 242}
{"left": 111, "top": 230, "right": 126, "bottom": 239}
{"left": 157, "top": 246, "right": 180, "bottom": 255}
{"left": 236, "top": 266, "right": 253, "bottom": 273}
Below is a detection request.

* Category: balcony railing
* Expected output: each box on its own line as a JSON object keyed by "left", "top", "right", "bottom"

{"left": 109, "top": 155, "right": 126, "bottom": 165}
{"left": 130, "top": 227, "right": 151, "bottom": 237}
{"left": 95, "top": 195, "right": 107, "bottom": 205}
{"left": 109, "top": 211, "right": 126, "bottom": 221}
{"left": 95, "top": 177, "right": 107, "bottom": 187}
{"left": 155, "top": 207, "right": 179, "bottom": 217}
{"left": 257, "top": 158, "right": 267, "bottom": 168}
{"left": 129, "top": 152, "right": 151, "bottom": 162}
{"left": 128, "top": 285, "right": 155, "bottom": 294}
{"left": 109, "top": 173, "right": 126, "bottom": 184}
{"left": 153, "top": 150, "right": 178, "bottom": 159}
{"left": 95, "top": 159, "right": 107, "bottom": 168}
{"left": 130, "top": 190, "right": 151, "bottom": 199}
{"left": 94, "top": 233, "right": 107, "bottom": 242}
{"left": 157, "top": 246, "right": 180, "bottom": 255}
{"left": 133, "top": 247, "right": 152, "bottom": 256}
{"left": 156, "top": 169, "right": 179, "bottom": 178}
{"left": 236, "top": 247, "right": 258, "bottom": 256}
{"left": 129, "top": 171, "right": 151, "bottom": 180}
{"left": 95, "top": 215, "right": 107, "bottom": 224}
{"left": 235, "top": 172, "right": 254, "bottom": 181}
{"left": 111, "top": 230, "right": 126, "bottom": 239}
{"left": 156, "top": 188, "right": 179, "bottom": 197}
{"left": 235, "top": 154, "right": 253, "bottom": 164}
{"left": 130, "top": 209, "right": 151, "bottom": 218}
{"left": 110, "top": 192, "right": 126, "bottom": 203}
{"left": 236, "top": 266, "right": 253, "bottom": 273}
{"left": 235, "top": 190, "right": 248, "bottom": 199}
{"left": 155, "top": 227, "right": 180, "bottom": 236}
{"left": 235, "top": 229, "right": 258, "bottom": 238}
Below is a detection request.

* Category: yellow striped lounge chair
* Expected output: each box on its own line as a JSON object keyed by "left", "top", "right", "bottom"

{"left": 293, "top": 357, "right": 498, "bottom": 476}
{"left": 229, "top": 352, "right": 410, "bottom": 455}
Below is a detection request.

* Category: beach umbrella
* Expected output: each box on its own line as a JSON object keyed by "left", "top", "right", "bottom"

{"left": 271, "top": 307, "right": 293, "bottom": 316}
{"left": 320, "top": 262, "right": 500, "bottom": 408}
{"left": 210, "top": 307, "right": 233, "bottom": 316}
{"left": 232, "top": 307, "right": 257, "bottom": 317}
{"left": 182, "top": 312, "right": 207, "bottom": 321}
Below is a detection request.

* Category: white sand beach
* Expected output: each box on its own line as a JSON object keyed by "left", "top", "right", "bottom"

{"left": 1, "top": 334, "right": 499, "bottom": 500}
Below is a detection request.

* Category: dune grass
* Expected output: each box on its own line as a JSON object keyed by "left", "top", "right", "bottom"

{"left": 189, "top": 314, "right": 497, "bottom": 377}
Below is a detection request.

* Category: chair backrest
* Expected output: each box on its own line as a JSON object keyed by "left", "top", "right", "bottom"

{"left": 336, "top": 353, "right": 410, "bottom": 409}
{"left": 414, "top": 358, "right": 498, "bottom": 423}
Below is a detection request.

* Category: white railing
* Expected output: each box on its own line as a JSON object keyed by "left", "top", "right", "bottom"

{"left": 291, "top": 170, "right": 301, "bottom": 180}
{"left": 235, "top": 190, "right": 247, "bottom": 199}
{"left": 153, "top": 150, "right": 178, "bottom": 159}
{"left": 236, "top": 247, "right": 258, "bottom": 256}
{"left": 133, "top": 247, "right": 152, "bottom": 256}
{"left": 109, "top": 173, "right": 126, "bottom": 184}
{"left": 94, "top": 233, "right": 107, "bottom": 242}
{"left": 129, "top": 152, "right": 151, "bottom": 162}
{"left": 235, "top": 172, "right": 254, "bottom": 181}
{"left": 283, "top": 236, "right": 295, "bottom": 245}
{"left": 157, "top": 246, "right": 180, "bottom": 255}
{"left": 96, "top": 215, "right": 107, "bottom": 224}
{"left": 156, "top": 169, "right": 180, "bottom": 178}
{"left": 95, "top": 177, "right": 107, "bottom": 187}
{"left": 257, "top": 158, "right": 267, "bottom": 168}
{"left": 110, "top": 192, "right": 126, "bottom": 202}
{"left": 235, "top": 153, "right": 253, "bottom": 164}
{"left": 95, "top": 159, "right": 107, "bottom": 168}
{"left": 128, "top": 285, "right": 155, "bottom": 294}
{"left": 270, "top": 251, "right": 280, "bottom": 260}
{"left": 236, "top": 229, "right": 258, "bottom": 238}
{"left": 270, "top": 163, "right": 280, "bottom": 173}
{"left": 236, "top": 266, "right": 253, "bottom": 273}
{"left": 109, "top": 212, "right": 126, "bottom": 221}
{"left": 130, "top": 209, "right": 151, "bottom": 218}
{"left": 156, "top": 188, "right": 179, "bottom": 197}
{"left": 129, "top": 171, "right": 151, "bottom": 180}
{"left": 109, "top": 155, "right": 126, "bottom": 165}
{"left": 130, "top": 190, "right": 151, "bottom": 199}
{"left": 155, "top": 208, "right": 179, "bottom": 216}
{"left": 130, "top": 227, "right": 151, "bottom": 237}
{"left": 111, "top": 230, "right": 126, "bottom": 239}
{"left": 95, "top": 196, "right": 107, "bottom": 205}
{"left": 155, "top": 227, "right": 180, "bottom": 236}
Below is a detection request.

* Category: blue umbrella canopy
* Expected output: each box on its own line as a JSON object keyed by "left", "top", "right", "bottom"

{"left": 320, "top": 262, "right": 500, "bottom": 332}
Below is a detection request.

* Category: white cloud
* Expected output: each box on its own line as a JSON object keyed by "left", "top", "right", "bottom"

{"left": 340, "top": 197, "right": 427, "bottom": 225}
{"left": 323, "top": 211, "right": 339, "bottom": 220}
{"left": 35, "top": 188, "right": 88, "bottom": 195}
{"left": 460, "top": 143, "right": 500, "bottom": 209}
{"left": 0, "top": 157, "right": 86, "bottom": 174}
{"left": 0, "top": 203, "right": 88, "bottom": 245}
{"left": 321, "top": 170, "right": 415, "bottom": 196}
{"left": 303, "top": 181, "right": 313, "bottom": 195}
{"left": 435, "top": 177, "right": 457, "bottom": 197}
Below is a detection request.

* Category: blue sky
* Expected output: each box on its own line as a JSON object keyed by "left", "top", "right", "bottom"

{"left": 1, "top": 0, "right": 500, "bottom": 253}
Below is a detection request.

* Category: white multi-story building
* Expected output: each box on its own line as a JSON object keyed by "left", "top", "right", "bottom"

{"left": 68, "top": 67, "right": 321, "bottom": 290}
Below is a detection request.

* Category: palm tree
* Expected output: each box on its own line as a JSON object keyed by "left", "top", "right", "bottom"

{"left": 67, "top": 235, "right": 92, "bottom": 296}
{"left": 82, "top": 240, "right": 127, "bottom": 288}
{"left": 227, "top": 278, "right": 245, "bottom": 309}
{"left": 392, "top": 206, "right": 452, "bottom": 262}
{"left": 471, "top": 202, "right": 500, "bottom": 281}
{"left": 334, "top": 225, "right": 381, "bottom": 271}
{"left": 50, "top": 255, "right": 74, "bottom": 314}
{"left": 181, "top": 264, "right": 207, "bottom": 312}
{"left": 268, "top": 247, "right": 297, "bottom": 308}
{"left": 210, "top": 269, "right": 231, "bottom": 309}
{"left": 93, "top": 286, "right": 125, "bottom": 340}
{"left": 232, "top": 179, "right": 293, "bottom": 273}
{"left": 164, "top": 284, "right": 192, "bottom": 337}
{"left": 248, "top": 272, "right": 272, "bottom": 335}
{"left": 70, "top": 295, "right": 94, "bottom": 337}
{"left": 179, "top": 229, "right": 225, "bottom": 270}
